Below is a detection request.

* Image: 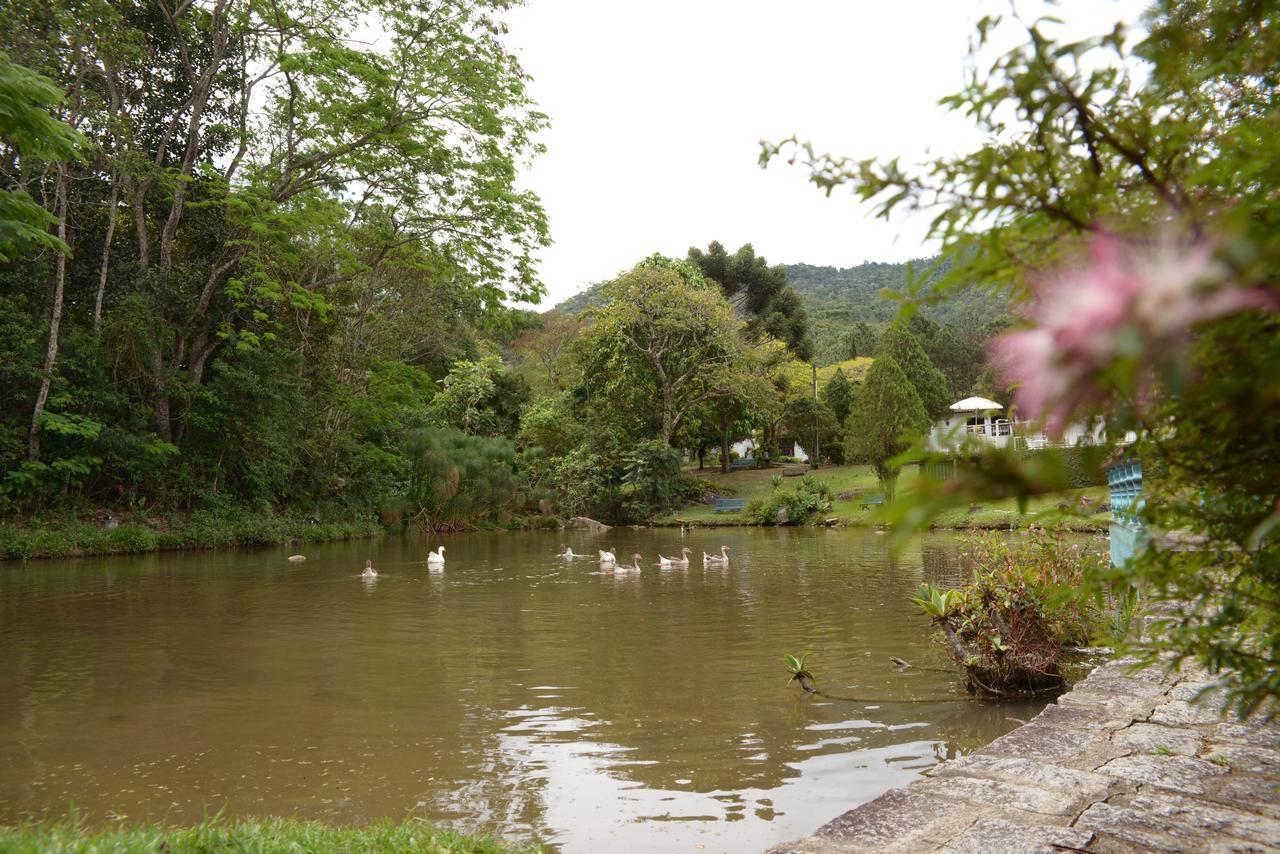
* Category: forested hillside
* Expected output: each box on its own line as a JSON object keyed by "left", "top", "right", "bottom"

{"left": 556, "top": 255, "right": 1006, "bottom": 367}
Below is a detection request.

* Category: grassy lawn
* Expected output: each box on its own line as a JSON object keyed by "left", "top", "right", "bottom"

{"left": 664, "top": 463, "right": 1110, "bottom": 531}
{"left": 0, "top": 816, "right": 537, "bottom": 853}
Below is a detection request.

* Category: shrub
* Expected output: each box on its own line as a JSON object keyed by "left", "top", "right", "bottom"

{"left": 748, "top": 475, "right": 833, "bottom": 525}
{"left": 101, "top": 525, "right": 158, "bottom": 553}
{"left": 912, "top": 529, "right": 1109, "bottom": 694}
{"left": 1018, "top": 447, "right": 1107, "bottom": 488}
{"left": 621, "top": 439, "right": 683, "bottom": 518}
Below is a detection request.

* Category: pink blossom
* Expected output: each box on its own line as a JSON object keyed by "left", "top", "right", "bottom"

{"left": 990, "top": 234, "right": 1276, "bottom": 435}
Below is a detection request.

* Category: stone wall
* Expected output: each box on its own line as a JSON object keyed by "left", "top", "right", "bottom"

{"left": 769, "top": 658, "right": 1279, "bottom": 852}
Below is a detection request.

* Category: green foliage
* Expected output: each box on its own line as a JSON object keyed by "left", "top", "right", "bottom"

{"left": 1019, "top": 447, "right": 1107, "bottom": 489}
{"left": 910, "top": 583, "right": 962, "bottom": 620}
{"left": 782, "top": 652, "right": 816, "bottom": 690}
{"left": 538, "top": 447, "right": 609, "bottom": 518}
{"left": 842, "top": 356, "right": 929, "bottom": 497}
{"left": 878, "top": 324, "right": 951, "bottom": 419}
{"left": 401, "top": 428, "right": 522, "bottom": 531}
{"left": 687, "top": 241, "right": 812, "bottom": 360}
{"left": 622, "top": 439, "right": 684, "bottom": 517}
{"left": 0, "top": 514, "right": 380, "bottom": 560}
{"left": 0, "top": 0, "right": 548, "bottom": 530}
{"left": 0, "top": 51, "right": 84, "bottom": 261}
{"left": 518, "top": 392, "right": 583, "bottom": 456}
{"left": 427, "top": 356, "right": 528, "bottom": 437}
{"left": 576, "top": 257, "right": 745, "bottom": 446}
{"left": 779, "top": 396, "right": 839, "bottom": 463}
{"left": 0, "top": 814, "right": 528, "bottom": 853}
{"left": 748, "top": 475, "right": 833, "bottom": 526}
{"left": 821, "top": 368, "right": 856, "bottom": 424}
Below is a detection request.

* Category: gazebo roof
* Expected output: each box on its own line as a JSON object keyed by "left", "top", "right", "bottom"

{"left": 949, "top": 396, "right": 1003, "bottom": 412}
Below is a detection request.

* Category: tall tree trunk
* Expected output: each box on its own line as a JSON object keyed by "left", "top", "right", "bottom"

{"left": 720, "top": 427, "right": 731, "bottom": 474}
{"left": 92, "top": 173, "right": 120, "bottom": 336}
{"left": 29, "top": 165, "right": 70, "bottom": 459}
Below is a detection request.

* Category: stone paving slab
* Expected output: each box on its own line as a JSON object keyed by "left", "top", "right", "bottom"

{"left": 767, "top": 660, "right": 1280, "bottom": 853}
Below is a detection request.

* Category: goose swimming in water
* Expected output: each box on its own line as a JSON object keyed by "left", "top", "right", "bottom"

{"left": 361, "top": 560, "right": 378, "bottom": 579}
{"left": 703, "top": 545, "right": 730, "bottom": 566}
{"left": 598, "top": 548, "right": 617, "bottom": 564}
{"left": 658, "top": 547, "right": 693, "bottom": 567}
{"left": 558, "top": 545, "right": 586, "bottom": 559}
{"left": 427, "top": 546, "right": 445, "bottom": 568}
{"left": 615, "top": 554, "right": 643, "bottom": 573}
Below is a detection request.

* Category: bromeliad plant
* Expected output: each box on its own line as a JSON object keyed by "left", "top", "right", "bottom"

{"left": 782, "top": 653, "right": 818, "bottom": 694}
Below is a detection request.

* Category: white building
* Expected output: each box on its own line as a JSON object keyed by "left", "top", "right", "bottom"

{"left": 927, "top": 397, "right": 1107, "bottom": 452}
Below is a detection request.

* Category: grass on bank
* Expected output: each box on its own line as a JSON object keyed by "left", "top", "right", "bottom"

{"left": 0, "top": 513, "right": 382, "bottom": 561}
{"left": 0, "top": 815, "right": 538, "bottom": 853}
{"left": 664, "top": 463, "right": 1110, "bottom": 530}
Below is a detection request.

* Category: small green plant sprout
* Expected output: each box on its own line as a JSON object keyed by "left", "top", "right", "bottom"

{"left": 1206, "top": 753, "right": 1231, "bottom": 767}
{"left": 783, "top": 653, "right": 818, "bottom": 693}
{"left": 1149, "top": 746, "right": 1176, "bottom": 756}
{"left": 911, "top": 583, "right": 962, "bottom": 621}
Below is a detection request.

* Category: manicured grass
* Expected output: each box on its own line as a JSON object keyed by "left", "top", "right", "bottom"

{"left": 667, "top": 463, "right": 1110, "bottom": 531}
{"left": 0, "top": 513, "right": 383, "bottom": 561}
{"left": 0, "top": 815, "right": 538, "bottom": 853}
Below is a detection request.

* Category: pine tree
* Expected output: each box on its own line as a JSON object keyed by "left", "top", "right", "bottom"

{"left": 878, "top": 325, "right": 951, "bottom": 419}
{"left": 821, "top": 368, "right": 856, "bottom": 424}
{"left": 844, "top": 356, "right": 929, "bottom": 498}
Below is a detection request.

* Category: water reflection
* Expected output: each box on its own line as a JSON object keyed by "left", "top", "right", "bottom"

{"left": 0, "top": 528, "right": 1088, "bottom": 852}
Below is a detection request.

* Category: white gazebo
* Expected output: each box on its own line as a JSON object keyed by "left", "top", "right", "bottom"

{"left": 928, "top": 397, "right": 1017, "bottom": 451}
{"left": 928, "top": 397, "right": 1112, "bottom": 452}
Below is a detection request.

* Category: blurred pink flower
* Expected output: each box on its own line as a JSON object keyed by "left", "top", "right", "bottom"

{"left": 991, "top": 234, "right": 1275, "bottom": 435}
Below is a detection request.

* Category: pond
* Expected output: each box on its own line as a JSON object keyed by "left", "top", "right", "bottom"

{"left": 0, "top": 528, "right": 1055, "bottom": 852}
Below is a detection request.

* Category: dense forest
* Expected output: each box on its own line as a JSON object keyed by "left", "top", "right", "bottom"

{"left": 0, "top": 2, "right": 1003, "bottom": 541}
{"left": 0, "top": 0, "right": 550, "bottom": 532}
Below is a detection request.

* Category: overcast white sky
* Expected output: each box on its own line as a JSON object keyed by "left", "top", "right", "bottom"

{"left": 504, "top": 0, "right": 1150, "bottom": 307}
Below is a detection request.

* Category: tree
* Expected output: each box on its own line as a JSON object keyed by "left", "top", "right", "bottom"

{"left": 878, "top": 324, "right": 951, "bottom": 419}
{"left": 844, "top": 321, "right": 879, "bottom": 359}
{"left": 511, "top": 311, "right": 583, "bottom": 390}
{"left": 821, "top": 368, "right": 856, "bottom": 424}
{"left": 688, "top": 241, "right": 811, "bottom": 360}
{"left": 0, "top": 50, "right": 86, "bottom": 460}
{"left": 781, "top": 396, "right": 838, "bottom": 463}
{"left": 427, "top": 356, "right": 528, "bottom": 438}
{"left": 518, "top": 392, "right": 583, "bottom": 457}
{"left": 843, "top": 356, "right": 928, "bottom": 498}
{"left": 0, "top": 52, "right": 83, "bottom": 260}
{"left": 579, "top": 256, "right": 743, "bottom": 446}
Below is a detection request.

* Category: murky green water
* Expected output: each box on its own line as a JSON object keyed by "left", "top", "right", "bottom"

{"left": 0, "top": 528, "right": 1053, "bottom": 852}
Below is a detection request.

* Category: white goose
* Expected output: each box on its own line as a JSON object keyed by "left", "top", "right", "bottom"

{"left": 659, "top": 547, "right": 693, "bottom": 567}
{"left": 361, "top": 559, "right": 378, "bottom": 579}
{"left": 598, "top": 548, "right": 617, "bottom": 565}
{"left": 558, "top": 545, "right": 586, "bottom": 559}
{"left": 615, "top": 553, "right": 643, "bottom": 573}
{"left": 703, "top": 545, "right": 730, "bottom": 566}
{"left": 427, "top": 546, "right": 446, "bottom": 568}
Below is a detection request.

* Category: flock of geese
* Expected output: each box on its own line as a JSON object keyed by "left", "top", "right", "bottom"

{"left": 354, "top": 543, "right": 730, "bottom": 580}
{"left": 559, "top": 544, "right": 731, "bottom": 573}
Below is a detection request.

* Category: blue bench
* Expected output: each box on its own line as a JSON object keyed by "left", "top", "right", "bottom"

{"left": 728, "top": 457, "right": 755, "bottom": 471}
{"left": 859, "top": 493, "right": 885, "bottom": 509}
{"left": 714, "top": 498, "right": 747, "bottom": 513}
